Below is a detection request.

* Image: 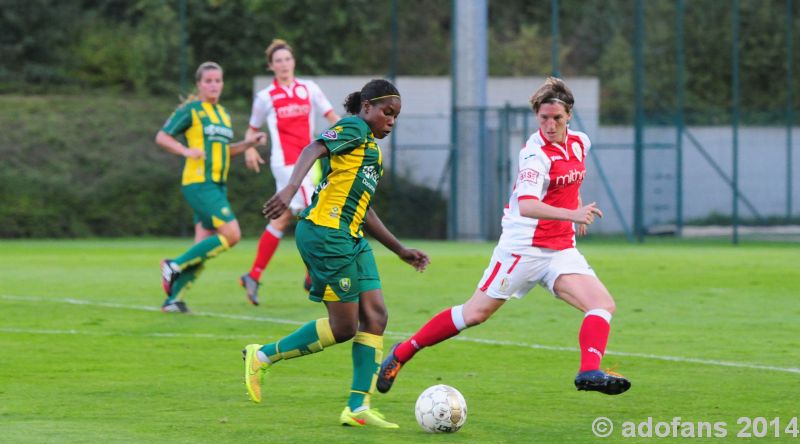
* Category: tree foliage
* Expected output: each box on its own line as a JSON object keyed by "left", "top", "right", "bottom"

{"left": 2, "top": 0, "right": 799, "bottom": 122}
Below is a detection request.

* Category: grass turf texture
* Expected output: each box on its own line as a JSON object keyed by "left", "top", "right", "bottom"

{"left": 0, "top": 238, "right": 798, "bottom": 443}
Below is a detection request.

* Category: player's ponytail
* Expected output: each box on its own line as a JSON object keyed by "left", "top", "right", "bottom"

{"left": 343, "top": 91, "right": 363, "bottom": 114}
{"left": 343, "top": 79, "right": 400, "bottom": 115}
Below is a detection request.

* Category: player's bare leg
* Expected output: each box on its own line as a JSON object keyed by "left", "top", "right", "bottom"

{"left": 378, "top": 289, "right": 504, "bottom": 393}
{"left": 555, "top": 274, "right": 630, "bottom": 395}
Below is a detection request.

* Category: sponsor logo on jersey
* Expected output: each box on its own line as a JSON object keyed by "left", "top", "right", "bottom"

{"left": 554, "top": 168, "right": 586, "bottom": 186}
{"left": 338, "top": 277, "right": 351, "bottom": 291}
{"left": 276, "top": 103, "right": 311, "bottom": 118}
{"left": 550, "top": 155, "right": 563, "bottom": 161}
{"left": 361, "top": 165, "right": 380, "bottom": 192}
{"left": 204, "top": 124, "right": 234, "bottom": 139}
{"left": 321, "top": 129, "right": 338, "bottom": 140}
{"left": 362, "top": 165, "right": 380, "bottom": 182}
{"left": 295, "top": 85, "right": 308, "bottom": 100}
{"left": 571, "top": 142, "right": 583, "bottom": 162}
{"left": 518, "top": 168, "right": 540, "bottom": 184}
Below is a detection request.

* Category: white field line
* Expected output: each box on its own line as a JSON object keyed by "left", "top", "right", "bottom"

{"left": 2, "top": 294, "right": 799, "bottom": 375}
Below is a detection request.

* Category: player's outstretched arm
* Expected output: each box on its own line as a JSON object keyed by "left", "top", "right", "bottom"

{"left": 364, "top": 208, "right": 430, "bottom": 272}
{"left": 262, "top": 141, "right": 327, "bottom": 219}
{"left": 230, "top": 131, "right": 267, "bottom": 157}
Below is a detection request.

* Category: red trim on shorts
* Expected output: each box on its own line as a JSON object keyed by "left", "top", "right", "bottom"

{"left": 518, "top": 195, "right": 539, "bottom": 200}
{"left": 248, "top": 125, "right": 261, "bottom": 132}
{"left": 323, "top": 109, "right": 334, "bottom": 117}
{"left": 507, "top": 254, "right": 522, "bottom": 273}
{"left": 299, "top": 186, "right": 309, "bottom": 206}
{"left": 479, "top": 261, "right": 502, "bottom": 292}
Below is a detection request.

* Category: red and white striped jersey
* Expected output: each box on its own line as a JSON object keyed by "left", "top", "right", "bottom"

{"left": 498, "top": 128, "right": 591, "bottom": 251}
{"left": 249, "top": 78, "right": 334, "bottom": 167}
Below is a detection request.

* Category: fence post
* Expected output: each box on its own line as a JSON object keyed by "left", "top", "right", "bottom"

{"left": 787, "top": 0, "right": 794, "bottom": 221}
{"left": 551, "top": 0, "right": 560, "bottom": 77}
{"left": 731, "top": 0, "right": 740, "bottom": 244}
{"left": 675, "top": 0, "right": 685, "bottom": 236}
{"left": 633, "top": 0, "right": 645, "bottom": 242}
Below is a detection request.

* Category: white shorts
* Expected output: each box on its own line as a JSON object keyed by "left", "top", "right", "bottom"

{"left": 476, "top": 246, "right": 597, "bottom": 300}
{"left": 271, "top": 164, "right": 314, "bottom": 215}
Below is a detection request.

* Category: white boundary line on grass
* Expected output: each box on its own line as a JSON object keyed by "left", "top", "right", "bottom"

{"left": 3, "top": 294, "right": 799, "bottom": 375}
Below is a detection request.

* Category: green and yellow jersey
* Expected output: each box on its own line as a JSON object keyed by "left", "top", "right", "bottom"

{"left": 162, "top": 101, "right": 234, "bottom": 186}
{"left": 301, "top": 116, "right": 383, "bottom": 238}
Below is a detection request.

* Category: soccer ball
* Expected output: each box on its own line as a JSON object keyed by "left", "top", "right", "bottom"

{"left": 414, "top": 384, "right": 467, "bottom": 433}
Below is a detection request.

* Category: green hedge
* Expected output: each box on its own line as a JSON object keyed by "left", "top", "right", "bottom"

{"left": 0, "top": 93, "right": 446, "bottom": 238}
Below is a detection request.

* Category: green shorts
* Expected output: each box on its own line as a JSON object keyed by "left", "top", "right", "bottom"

{"left": 295, "top": 219, "right": 381, "bottom": 303}
{"left": 182, "top": 182, "right": 236, "bottom": 230}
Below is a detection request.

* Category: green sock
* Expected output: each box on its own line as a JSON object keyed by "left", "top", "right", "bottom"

{"left": 166, "top": 264, "right": 205, "bottom": 303}
{"left": 260, "top": 318, "right": 336, "bottom": 363}
{"left": 347, "top": 332, "right": 383, "bottom": 412}
{"left": 173, "top": 234, "right": 229, "bottom": 270}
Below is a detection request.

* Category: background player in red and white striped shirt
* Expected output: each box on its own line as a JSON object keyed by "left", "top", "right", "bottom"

{"left": 240, "top": 39, "right": 340, "bottom": 305}
{"left": 376, "top": 77, "right": 631, "bottom": 396}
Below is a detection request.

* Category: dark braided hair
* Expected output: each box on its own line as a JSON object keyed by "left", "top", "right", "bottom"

{"left": 343, "top": 79, "right": 400, "bottom": 114}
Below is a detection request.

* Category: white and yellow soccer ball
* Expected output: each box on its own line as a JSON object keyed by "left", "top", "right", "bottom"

{"left": 414, "top": 384, "right": 467, "bottom": 433}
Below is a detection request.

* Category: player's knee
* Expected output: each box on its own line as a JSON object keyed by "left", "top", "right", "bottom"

{"left": 590, "top": 296, "right": 616, "bottom": 315}
{"left": 273, "top": 211, "right": 292, "bottom": 230}
{"left": 464, "top": 307, "right": 492, "bottom": 326}
{"left": 372, "top": 306, "right": 389, "bottom": 331}
{"left": 224, "top": 230, "right": 241, "bottom": 247}
{"left": 330, "top": 323, "right": 357, "bottom": 343}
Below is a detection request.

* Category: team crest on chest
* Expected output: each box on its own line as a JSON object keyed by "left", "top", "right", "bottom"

{"left": 295, "top": 85, "right": 308, "bottom": 100}
{"left": 571, "top": 142, "right": 583, "bottom": 162}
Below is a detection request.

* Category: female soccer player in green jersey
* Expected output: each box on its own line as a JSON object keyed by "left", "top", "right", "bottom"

{"left": 243, "top": 79, "right": 430, "bottom": 429}
{"left": 156, "top": 62, "right": 266, "bottom": 313}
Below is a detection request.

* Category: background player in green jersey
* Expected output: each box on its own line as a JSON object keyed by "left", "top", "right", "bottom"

{"left": 243, "top": 79, "right": 430, "bottom": 429}
{"left": 155, "top": 61, "right": 266, "bottom": 313}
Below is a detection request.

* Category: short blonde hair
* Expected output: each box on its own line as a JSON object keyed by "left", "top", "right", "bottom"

{"left": 265, "top": 39, "right": 293, "bottom": 63}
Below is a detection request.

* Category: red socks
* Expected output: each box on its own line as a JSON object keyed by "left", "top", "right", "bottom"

{"left": 578, "top": 309, "right": 612, "bottom": 372}
{"left": 395, "top": 306, "right": 466, "bottom": 363}
{"left": 249, "top": 226, "right": 282, "bottom": 282}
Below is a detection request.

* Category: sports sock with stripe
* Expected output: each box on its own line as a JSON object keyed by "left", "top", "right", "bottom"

{"left": 348, "top": 332, "right": 383, "bottom": 412}
{"left": 259, "top": 318, "right": 336, "bottom": 363}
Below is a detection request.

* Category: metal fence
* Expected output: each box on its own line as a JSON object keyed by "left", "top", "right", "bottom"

{"left": 435, "top": 0, "right": 799, "bottom": 243}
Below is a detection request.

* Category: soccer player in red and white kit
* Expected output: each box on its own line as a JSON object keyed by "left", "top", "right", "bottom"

{"left": 377, "top": 77, "right": 631, "bottom": 395}
{"left": 240, "top": 39, "right": 340, "bottom": 305}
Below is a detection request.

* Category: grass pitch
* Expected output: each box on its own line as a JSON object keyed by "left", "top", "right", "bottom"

{"left": 0, "top": 238, "right": 798, "bottom": 443}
